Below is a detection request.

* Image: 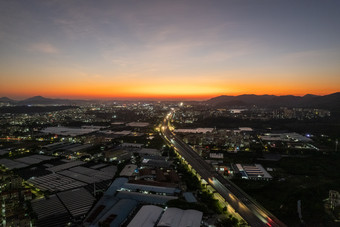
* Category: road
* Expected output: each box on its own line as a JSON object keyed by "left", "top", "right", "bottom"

{"left": 160, "top": 112, "right": 286, "bottom": 227}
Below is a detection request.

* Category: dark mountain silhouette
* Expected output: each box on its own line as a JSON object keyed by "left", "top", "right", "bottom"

{"left": 1, "top": 93, "right": 339, "bottom": 109}
{"left": 0, "top": 97, "right": 15, "bottom": 103}
{"left": 18, "top": 96, "right": 55, "bottom": 105}
{"left": 16, "top": 96, "right": 91, "bottom": 105}
{"left": 206, "top": 92, "right": 340, "bottom": 110}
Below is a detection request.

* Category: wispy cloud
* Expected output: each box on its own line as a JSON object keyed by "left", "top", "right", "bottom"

{"left": 29, "top": 42, "right": 59, "bottom": 54}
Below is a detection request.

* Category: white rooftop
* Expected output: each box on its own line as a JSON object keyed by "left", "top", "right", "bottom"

{"left": 41, "top": 126, "right": 100, "bottom": 136}
{"left": 127, "top": 205, "right": 163, "bottom": 227}
{"left": 261, "top": 132, "right": 312, "bottom": 142}
{"left": 157, "top": 208, "right": 203, "bottom": 227}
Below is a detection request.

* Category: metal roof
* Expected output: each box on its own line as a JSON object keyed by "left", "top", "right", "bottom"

{"left": 0, "top": 158, "right": 28, "bottom": 169}
{"left": 96, "top": 199, "right": 137, "bottom": 227}
{"left": 106, "top": 177, "right": 129, "bottom": 195}
{"left": 157, "top": 208, "right": 203, "bottom": 227}
{"left": 127, "top": 205, "right": 163, "bottom": 227}
{"left": 116, "top": 191, "right": 177, "bottom": 205}
{"left": 46, "top": 160, "right": 84, "bottom": 172}
{"left": 57, "top": 187, "right": 95, "bottom": 218}
{"left": 122, "top": 183, "right": 177, "bottom": 195}
{"left": 119, "top": 164, "right": 137, "bottom": 177}
{"left": 183, "top": 192, "right": 197, "bottom": 203}
{"left": 27, "top": 173, "right": 86, "bottom": 192}
{"left": 31, "top": 195, "right": 68, "bottom": 219}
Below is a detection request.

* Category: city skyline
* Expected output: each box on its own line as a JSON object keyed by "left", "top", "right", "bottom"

{"left": 1, "top": 0, "right": 340, "bottom": 100}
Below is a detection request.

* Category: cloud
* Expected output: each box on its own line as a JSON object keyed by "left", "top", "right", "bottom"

{"left": 29, "top": 42, "right": 59, "bottom": 54}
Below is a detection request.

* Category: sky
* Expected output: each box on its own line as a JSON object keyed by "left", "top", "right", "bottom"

{"left": 0, "top": 0, "right": 340, "bottom": 100}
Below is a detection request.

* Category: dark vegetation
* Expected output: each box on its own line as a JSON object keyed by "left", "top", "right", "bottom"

{"left": 175, "top": 116, "right": 340, "bottom": 138}
{"left": 215, "top": 215, "right": 242, "bottom": 227}
{"left": 172, "top": 155, "right": 222, "bottom": 214}
{"left": 232, "top": 153, "right": 340, "bottom": 226}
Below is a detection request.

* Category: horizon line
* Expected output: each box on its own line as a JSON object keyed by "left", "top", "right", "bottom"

{"left": 1, "top": 91, "right": 339, "bottom": 102}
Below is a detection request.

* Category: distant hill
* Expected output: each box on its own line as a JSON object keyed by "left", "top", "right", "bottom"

{"left": 206, "top": 92, "right": 340, "bottom": 110}
{"left": 0, "top": 96, "right": 95, "bottom": 105}
{"left": 1, "top": 93, "right": 339, "bottom": 109}
{"left": 18, "top": 96, "right": 56, "bottom": 105}
{"left": 0, "top": 97, "right": 15, "bottom": 103}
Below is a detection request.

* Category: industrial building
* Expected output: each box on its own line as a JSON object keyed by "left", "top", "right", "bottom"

{"left": 56, "top": 188, "right": 96, "bottom": 218}
{"left": 157, "top": 208, "right": 203, "bottom": 227}
{"left": 0, "top": 155, "right": 55, "bottom": 170}
{"left": 96, "top": 199, "right": 137, "bottom": 227}
{"left": 235, "top": 164, "right": 272, "bottom": 180}
{"left": 119, "top": 164, "right": 137, "bottom": 177}
{"left": 27, "top": 161, "right": 116, "bottom": 192}
{"left": 84, "top": 177, "right": 180, "bottom": 226}
{"left": 31, "top": 194, "right": 71, "bottom": 227}
{"left": 127, "top": 205, "right": 163, "bottom": 227}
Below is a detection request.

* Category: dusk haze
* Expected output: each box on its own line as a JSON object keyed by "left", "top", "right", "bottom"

{"left": 1, "top": 0, "right": 340, "bottom": 100}
{"left": 1, "top": 1, "right": 340, "bottom": 227}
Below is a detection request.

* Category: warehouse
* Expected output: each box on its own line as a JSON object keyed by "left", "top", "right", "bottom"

{"left": 157, "top": 208, "right": 203, "bottom": 227}
{"left": 127, "top": 205, "right": 163, "bottom": 227}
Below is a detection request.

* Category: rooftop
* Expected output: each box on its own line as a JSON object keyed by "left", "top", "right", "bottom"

{"left": 157, "top": 208, "right": 203, "bottom": 227}
{"left": 127, "top": 205, "right": 164, "bottom": 227}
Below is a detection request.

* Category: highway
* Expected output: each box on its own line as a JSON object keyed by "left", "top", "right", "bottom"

{"left": 160, "top": 112, "right": 286, "bottom": 227}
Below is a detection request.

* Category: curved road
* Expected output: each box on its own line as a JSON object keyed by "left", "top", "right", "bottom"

{"left": 161, "top": 112, "right": 286, "bottom": 227}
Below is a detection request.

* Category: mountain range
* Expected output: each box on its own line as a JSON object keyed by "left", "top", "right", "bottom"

{"left": 206, "top": 92, "right": 340, "bottom": 110}
{"left": 0, "top": 96, "right": 91, "bottom": 105}
{"left": 0, "top": 93, "right": 339, "bottom": 110}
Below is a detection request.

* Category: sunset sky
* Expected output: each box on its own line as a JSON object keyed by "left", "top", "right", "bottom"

{"left": 0, "top": 0, "right": 340, "bottom": 100}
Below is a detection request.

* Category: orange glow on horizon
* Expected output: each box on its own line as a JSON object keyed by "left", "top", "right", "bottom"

{"left": 1, "top": 72, "right": 339, "bottom": 100}
{"left": 1, "top": 1, "right": 340, "bottom": 102}
{"left": 3, "top": 86, "right": 339, "bottom": 101}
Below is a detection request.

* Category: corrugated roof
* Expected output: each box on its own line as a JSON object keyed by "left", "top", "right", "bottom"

{"left": 46, "top": 160, "right": 84, "bottom": 172}
{"left": 69, "top": 165, "right": 115, "bottom": 180}
{"left": 31, "top": 195, "right": 69, "bottom": 219}
{"left": 157, "top": 208, "right": 202, "bottom": 227}
{"left": 0, "top": 158, "right": 28, "bottom": 169}
{"left": 57, "top": 187, "right": 95, "bottom": 217}
{"left": 27, "top": 173, "right": 87, "bottom": 192}
{"left": 127, "top": 205, "right": 163, "bottom": 227}
{"left": 57, "top": 170, "right": 98, "bottom": 184}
